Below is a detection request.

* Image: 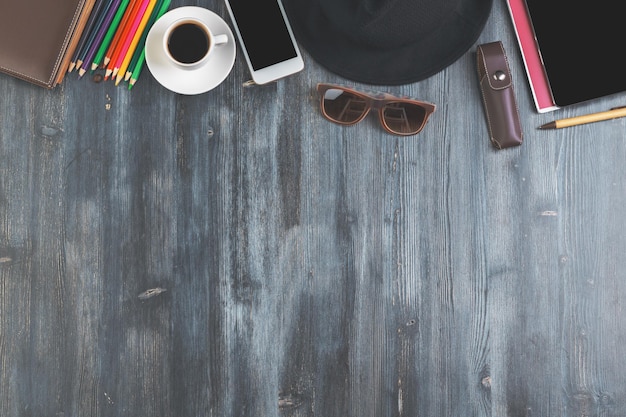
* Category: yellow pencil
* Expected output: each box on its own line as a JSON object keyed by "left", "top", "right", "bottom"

{"left": 115, "top": 0, "right": 156, "bottom": 85}
{"left": 539, "top": 106, "right": 626, "bottom": 129}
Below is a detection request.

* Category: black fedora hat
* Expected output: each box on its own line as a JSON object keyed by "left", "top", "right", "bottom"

{"left": 283, "top": 0, "right": 493, "bottom": 85}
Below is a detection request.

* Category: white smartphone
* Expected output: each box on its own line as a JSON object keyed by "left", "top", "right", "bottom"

{"left": 224, "top": 0, "right": 304, "bottom": 84}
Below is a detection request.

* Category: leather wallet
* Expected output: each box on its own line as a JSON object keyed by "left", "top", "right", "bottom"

{"left": 476, "top": 41, "right": 523, "bottom": 149}
{"left": 0, "top": 0, "right": 96, "bottom": 88}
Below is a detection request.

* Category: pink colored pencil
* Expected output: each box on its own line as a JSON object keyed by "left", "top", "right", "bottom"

{"left": 111, "top": 0, "right": 152, "bottom": 77}
{"left": 104, "top": 0, "right": 141, "bottom": 79}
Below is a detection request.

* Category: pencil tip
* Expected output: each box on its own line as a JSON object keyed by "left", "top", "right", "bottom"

{"left": 78, "top": 68, "right": 86, "bottom": 78}
{"left": 539, "top": 121, "right": 556, "bottom": 130}
{"left": 91, "top": 63, "right": 98, "bottom": 71}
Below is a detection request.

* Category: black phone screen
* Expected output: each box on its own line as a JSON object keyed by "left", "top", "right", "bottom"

{"left": 228, "top": 0, "right": 297, "bottom": 70}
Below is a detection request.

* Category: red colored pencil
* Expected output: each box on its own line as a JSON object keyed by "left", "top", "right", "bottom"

{"left": 103, "top": 0, "right": 140, "bottom": 78}
{"left": 112, "top": 0, "right": 153, "bottom": 79}
{"left": 105, "top": 0, "right": 143, "bottom": 78}
{"left": 103, "top": 0, "right": 138, "bottom": 64}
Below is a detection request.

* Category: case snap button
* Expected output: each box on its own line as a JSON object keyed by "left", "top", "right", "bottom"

{"left": 493, "top": 70, "right": 506, "bottom": 81}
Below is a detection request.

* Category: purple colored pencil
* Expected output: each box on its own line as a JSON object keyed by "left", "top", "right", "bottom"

{"left": 79, "top": 0, "right": 123, "bottom": 76}
{"left": 76, "top": 0, "right": 112, "bottom": 67}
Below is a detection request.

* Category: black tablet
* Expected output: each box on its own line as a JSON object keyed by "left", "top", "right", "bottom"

{"left": 524, "top": 0, "right": 626, "bottom": 107}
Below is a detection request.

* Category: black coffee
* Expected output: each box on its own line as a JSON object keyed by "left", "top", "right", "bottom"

{"left": 167, "top": 23, "right": 210, "bottom": 64}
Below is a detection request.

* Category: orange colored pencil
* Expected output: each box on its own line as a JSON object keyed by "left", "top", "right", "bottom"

{"left": 103, "top": 0, "right": 140, "bottom": 78}
{"left": 103, "top": 0, "right": 139, "bottom": 62}
{"left": 109, "top": 0, "right": 148, "bottom": 78}
{"left": 113, "top": 0, "right": 154, "bottom": 83}
{"left": 115, "top": 0, "right": 157, "bottom": 85}
{"left": 105, "top": 0, "right": 144, "bottom": 79}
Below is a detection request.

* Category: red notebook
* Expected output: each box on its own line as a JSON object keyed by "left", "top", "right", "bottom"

{"left": 506, "top": 0, "right": 558, "bottom": 113}
{"left": 508, "top": 0, "right": 626, "bottom": 110}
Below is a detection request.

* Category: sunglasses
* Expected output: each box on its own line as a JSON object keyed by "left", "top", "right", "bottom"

{"left": 317, "top": 83, "right": 436, "bottom": 136}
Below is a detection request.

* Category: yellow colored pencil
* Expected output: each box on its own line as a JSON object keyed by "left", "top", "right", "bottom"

{"left": 115, "top": 0, "right": 156, "bottom": 85}
{"left": 125, "top": 0, "right": 167, "bottom": 81}
{"left": 104, "top": 0, "right": 140, "bottom": 79}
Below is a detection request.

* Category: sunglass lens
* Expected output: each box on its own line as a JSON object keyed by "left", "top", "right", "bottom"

{"left": 321, "top": 88, "right": 368, "bottom": 124}
{"left": 382, "top": 102, "right": 427, "bottom": 135}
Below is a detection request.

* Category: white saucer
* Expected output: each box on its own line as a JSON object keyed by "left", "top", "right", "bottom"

{"left": 145, "top": 7, "right": 236, "bottom": 95}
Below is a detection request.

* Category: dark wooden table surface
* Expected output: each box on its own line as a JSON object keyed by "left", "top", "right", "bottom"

{"left": 2, "top": 0, "right": 626, "bottom": 416}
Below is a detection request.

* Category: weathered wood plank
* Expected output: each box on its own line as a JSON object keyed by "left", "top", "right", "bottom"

{"left": 3, "top": 0, "right": 626, "bottom": 416}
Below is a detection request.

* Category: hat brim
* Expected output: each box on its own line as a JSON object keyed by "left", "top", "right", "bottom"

{"left": 283, "top": 0, "right": 494, "bottom": 85}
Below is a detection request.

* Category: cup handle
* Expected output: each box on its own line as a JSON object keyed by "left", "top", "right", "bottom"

{"left": 214, "top": 34, "right": 228, "bottom": 46}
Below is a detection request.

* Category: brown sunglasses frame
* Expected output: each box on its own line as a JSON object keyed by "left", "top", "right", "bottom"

{"left": 317, "top": 83, "right": 436, "bottom": 136}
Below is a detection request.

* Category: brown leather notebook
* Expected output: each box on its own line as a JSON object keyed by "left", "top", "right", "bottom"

{"left": 0, "top": 0, "right": 96, "bottom": 88}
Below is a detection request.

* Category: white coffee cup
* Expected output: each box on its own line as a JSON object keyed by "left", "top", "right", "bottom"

{"left": 162, "top": 17, "right": 228, "bottom": 69}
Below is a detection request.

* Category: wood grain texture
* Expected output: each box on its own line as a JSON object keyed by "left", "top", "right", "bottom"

{"left": 3, "top": 0, "right": 626, "bottom": 416}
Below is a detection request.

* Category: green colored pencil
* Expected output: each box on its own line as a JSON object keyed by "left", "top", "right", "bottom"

{"left": 125, "top": 0, "right": 167, "bottom": 81}
{"left": 128, "top": 49, "right": 146, "bottom": 90}
{"left": 91, "top": 0, "right": 131, "bottom": 71}
{"left": 128, "top": 0, "right": 170, "bottom": 89}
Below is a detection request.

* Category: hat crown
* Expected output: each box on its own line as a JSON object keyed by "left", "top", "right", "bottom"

{"left": 283, "top": 0, "right": 493, "bottom": 84}
{"left": 320, "top": 0, "right": 457, "bottom": 48}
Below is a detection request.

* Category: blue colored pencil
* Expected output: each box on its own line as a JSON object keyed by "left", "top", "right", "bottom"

{"left": 69, "top": 0, "right": 108, "bottom": 72}
{"left": 76, "top": 0, "right": 116, "bottom": 73}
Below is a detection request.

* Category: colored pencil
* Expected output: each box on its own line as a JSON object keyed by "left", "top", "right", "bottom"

{"left": 78, "top": 0, "right": 116, "bottom": 72}
{"left": 125, "top": 0, "right": 170, "bottom": 82}
{"left": 103, "top": 0, "right": 140, "bottom": 71}
{"left": 128, "top": 0, "right": 170, "bottom": 89}
{"left": 77, "top": 0, "right": 114, "bottom": 70}
{"left": 91, "top": 0, "right": 131, "bottom": 71}
{"left": 104, "top": 0, "right": 143, "bottom": 79}
{"left": 115, "top": 0, "right": 157, "bottom": 85}
{"left": 68, "top": 0, "right": 107, "bottom": 72}
{"left": 79, "top": 0, "right": 121, "bottom": 76}
{"left": 111, "top": 0, "right": 152, "bottom": 80}
{"left": 127, "top": 49, "right": 145, "bottom": 90}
